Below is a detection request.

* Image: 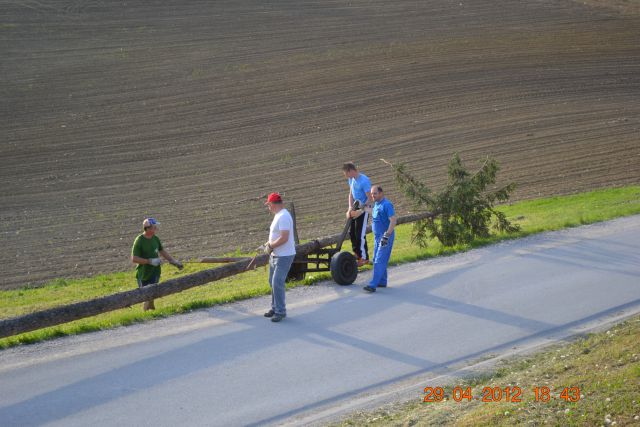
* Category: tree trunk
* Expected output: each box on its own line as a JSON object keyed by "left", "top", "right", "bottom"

{"left": 0, "top": 211, "right": 433, "bottom": 339}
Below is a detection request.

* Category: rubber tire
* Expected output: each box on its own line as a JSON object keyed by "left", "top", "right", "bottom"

{"left": 330, "top": 251, "right": 358, "bottom": 285}
{"left": 286, "top": 256, "right": 306, "bottom": 282}
{"left": 286, "top": 270, "right": 306, "bottom": 282}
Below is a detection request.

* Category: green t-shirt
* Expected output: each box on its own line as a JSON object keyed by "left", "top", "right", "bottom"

{"left": 131, "top": 234, "right": 163, "bottom": 281}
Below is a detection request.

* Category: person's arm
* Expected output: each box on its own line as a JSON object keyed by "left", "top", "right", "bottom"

{"left": 385, "top": 202, "right": 397, "bottom": 235}
{"left": 131, "top": 237, "right": 155, "bottom": 265}
{"left": 386, "top": 216, "right": 397, "bottom": 235}
{"left": 380, "top": 215, "right": 397, "bottom": 248}
{"left": 131, "top": 255, "right": 151, "bottom": 265}
{"left": 346, "top": 192, "right": 355, "bottom": 219}
{"left": 362, "top": 176, "right": 373, "bottom": 208}
{"left": 160, "top": 249, "right": 183, "bottom": 269}
{"left": 366, "top": 190, "right": 374, "bottom": 206}
{"left": 268, "top": 230, "right": 290, "bottom": 249}
{"left": 132, "top": 254, "right": 161, "bottom": 266}
{"left": 265, "top": 214, "right": 292, "bottom": 253}
{"left": 159, "top": 249, "right": 176, "bottom": 264}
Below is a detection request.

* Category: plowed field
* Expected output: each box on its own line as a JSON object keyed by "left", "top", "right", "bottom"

{"left": 1, "top": 0, "right": 639, "bottom": 289}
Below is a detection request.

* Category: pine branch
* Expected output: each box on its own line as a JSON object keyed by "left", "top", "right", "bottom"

{"left": 383, "top": 154, "right": 519, "bottom": 248}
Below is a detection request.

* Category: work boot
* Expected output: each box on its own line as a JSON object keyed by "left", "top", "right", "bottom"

{"left": 271, "top": 314, "right": 286, "bottom": 322}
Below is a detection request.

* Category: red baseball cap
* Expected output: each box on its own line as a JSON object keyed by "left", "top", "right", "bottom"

{"left": 265, "top": 192, "right": 283, "bottom": 204}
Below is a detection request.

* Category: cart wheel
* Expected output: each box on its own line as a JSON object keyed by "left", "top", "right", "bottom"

{"left": 330, "top": 251, "right": 358, "bottom": 285}
{"left": 286, "top": 256, "right": 306, "bottom": 282}
{"left": 286, "top": 270, "right": 306, "bottom": 282}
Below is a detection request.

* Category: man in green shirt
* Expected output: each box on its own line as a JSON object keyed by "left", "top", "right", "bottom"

{"left": 131, "top": 217, "right": 183, "bottom": 311}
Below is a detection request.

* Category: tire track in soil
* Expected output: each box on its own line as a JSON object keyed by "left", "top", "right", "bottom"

{"left": 1, "top": 0, "right": 639, "bottom": 288}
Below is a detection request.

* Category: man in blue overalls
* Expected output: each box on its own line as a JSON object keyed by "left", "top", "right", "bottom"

{"left": 363, "top": 185, "right": 397, "bottom": 292}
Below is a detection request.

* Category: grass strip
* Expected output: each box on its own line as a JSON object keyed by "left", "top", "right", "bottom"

{"left": 334, "top": 315, "right": 640, "bottom": 426}
{"left": 1, "top": 185, "right": 639, "bottom": 348}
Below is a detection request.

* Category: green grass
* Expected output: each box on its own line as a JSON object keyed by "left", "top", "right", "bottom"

{"left": 1, "top": 185, "right": 639, "bottom": 349}
{"left": 334, "top": 315, "right": 640, "bottom": 426}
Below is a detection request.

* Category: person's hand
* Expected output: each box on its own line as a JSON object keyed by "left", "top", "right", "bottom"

{"left": 380, "top": 232, "right": 390, "bottom": 247}
{"left": 346, "top": 209, "right": 352, "bottom": 219}
{"left": 149, "top": 258, "right": 161, "bottom": 266}
{"left": 171, "top": 260, "right": 184, "bottom": 270}
{"left": 262, "top": 242, "right": 273, "bottom": 255}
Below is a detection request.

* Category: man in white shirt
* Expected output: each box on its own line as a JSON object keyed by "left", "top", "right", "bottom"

{"left": 263, "top": 192, "right": 297, "bottom": 322}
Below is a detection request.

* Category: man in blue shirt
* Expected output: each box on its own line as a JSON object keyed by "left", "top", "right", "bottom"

{"left": 363, "top": 185, "right": 397, "bottom": 293}
{"left": 342, "top": 162, "right": 374, "bottom": 267}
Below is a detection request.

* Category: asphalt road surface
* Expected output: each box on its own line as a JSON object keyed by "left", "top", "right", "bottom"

{"left": 1, "top": 216, "right": 639, "bottom": 426}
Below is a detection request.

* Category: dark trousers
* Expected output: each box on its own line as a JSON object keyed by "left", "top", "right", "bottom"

{"left": 349, "top": 211, "right": 369, "bottom": 260}
{"left": 137, "top": 273, "right": 160, "bottom": 311}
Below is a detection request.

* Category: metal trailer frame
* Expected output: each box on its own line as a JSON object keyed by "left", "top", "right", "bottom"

{"left": 287, "top": 203, "right": 359, "bottom": 285}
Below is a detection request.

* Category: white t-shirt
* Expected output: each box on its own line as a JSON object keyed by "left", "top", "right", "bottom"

{"left": 269, "top": 209, "right": 296, "bottom": 257}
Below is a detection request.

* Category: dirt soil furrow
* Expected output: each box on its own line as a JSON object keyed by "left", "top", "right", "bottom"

{"left": 1, "top": 0, "right": 639, "bottom": 288}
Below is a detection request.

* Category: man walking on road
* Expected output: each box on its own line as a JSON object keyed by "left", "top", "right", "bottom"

{"left": 364, "top": 185, "right": 397, "bottom": 293}
{"left": 131, "top": 217, "right": 183, "bottom": 311}
{"left": 342, "top": 162, "right": 374, "bottom": 267}
{"left": 263, "top": 193, "right": 297, "bottom": 322}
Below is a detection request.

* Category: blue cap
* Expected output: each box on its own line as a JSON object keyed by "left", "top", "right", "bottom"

{"left": 143, "top": 217, "right": 160, "bottom": 228}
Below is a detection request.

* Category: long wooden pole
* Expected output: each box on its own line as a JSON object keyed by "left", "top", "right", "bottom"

{"left": 186, "top": 257, "right": 251, "bottom": 264}
{"left": 0, "top": 211, "right": 434, "bottom": 339}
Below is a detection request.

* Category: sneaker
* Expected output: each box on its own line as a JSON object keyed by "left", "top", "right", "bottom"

{"left": 271, "top": 313, "right": 286, "bottom": 322}
{"left": 363, "top": 285, "right": 376, "bottom": 293}
{"left": 264, "top": 309, "right": 275, "bottom": 318}
{"left": 378, "top": 284, "right": 387, "bottom": 288}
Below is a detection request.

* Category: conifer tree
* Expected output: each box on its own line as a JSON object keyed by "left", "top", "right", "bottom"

{"left": 383, "top": 154, "right": 520, "bottom": 248}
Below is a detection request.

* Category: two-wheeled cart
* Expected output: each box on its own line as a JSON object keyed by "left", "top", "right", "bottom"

{"left": 286, "top": 203, "right": 359, "bottom": 285}
{"left": 193, "top": 203, "right": 361, "bottom": 285}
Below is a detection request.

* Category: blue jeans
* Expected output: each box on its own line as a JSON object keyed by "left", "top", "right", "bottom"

{"left": 269, "top": 255, "right": 295, "bottom": 316}
{"left": 370, "top": 232, "right": 394, "bottom": 288}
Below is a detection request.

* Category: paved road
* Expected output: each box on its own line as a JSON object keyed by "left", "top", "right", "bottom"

{"left": 1, "top": 216, "right": 640, "bottom": 426}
